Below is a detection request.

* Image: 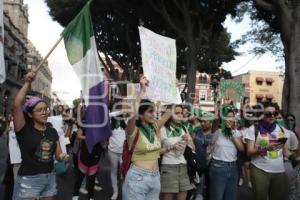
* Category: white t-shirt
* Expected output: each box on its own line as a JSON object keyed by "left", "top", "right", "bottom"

{"left": 108, "top": 128, "right": 126, "bottom": 154}
{"left": 161, "top": 126, "right": 187, "bottom": 165}
{"left": 245, "top": 124, "right": 289, "bottom": 173}
{"left": 212, "top": 129, "right": 242, "bottom": 162}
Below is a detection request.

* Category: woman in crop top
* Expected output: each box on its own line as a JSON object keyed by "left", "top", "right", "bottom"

{"left": 122, "top": 76, "right": 172, "bottom": 200}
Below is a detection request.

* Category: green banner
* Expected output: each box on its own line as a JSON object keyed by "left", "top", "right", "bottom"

{"left": 219, "top": 80, "right": 244, "bottom": 102}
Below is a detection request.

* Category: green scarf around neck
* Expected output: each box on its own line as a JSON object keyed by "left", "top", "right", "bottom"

{"left": 166, "top": 123, "right": 184, "bottom": 138}
{"left": 138, "top": 123, "right": 156, "bottom": 144}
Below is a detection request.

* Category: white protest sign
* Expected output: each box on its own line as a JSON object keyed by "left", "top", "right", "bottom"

{"left": 48, "top": 116, "right": 69, "bottom": 154}
{"left": 139, "top": 27, "right": 180, "bottom": 104}
{"left": 8, "top": 123, "right": 22, "bottom": 164}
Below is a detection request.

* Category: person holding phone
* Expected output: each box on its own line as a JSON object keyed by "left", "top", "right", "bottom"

{"left": 245, "top": 101, "right": 300, "bottom": 200}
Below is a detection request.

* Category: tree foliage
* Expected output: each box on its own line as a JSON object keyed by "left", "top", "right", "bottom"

{"left": 45, "top": 0, "right": 241, "bottom": 101}
{"left": 234, "top": 1, "right": 283, "bottom": 59}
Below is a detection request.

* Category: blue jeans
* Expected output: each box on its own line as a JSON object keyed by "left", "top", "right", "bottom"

{"left": 209, "top": 159, "right": 238, "bottom": 200}
{"left": 122, "top": 164, "right": 160, "bottom": 200}
{"left": 13, "top": 173, "right": 57, "bottom": 200}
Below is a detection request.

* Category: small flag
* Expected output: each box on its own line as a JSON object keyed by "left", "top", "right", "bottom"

{"left": 61, "top": 0, "right": 111, "bottom": 153}
{"left": 0, "top": 0, "right": 6, "bottom": 83}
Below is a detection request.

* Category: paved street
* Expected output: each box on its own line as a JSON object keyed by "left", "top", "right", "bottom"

{"left": 0, "top": 139, "right": 254, "bottom": 200}
{"left": 55, "top": 153, "right": 254, "bottom": 200}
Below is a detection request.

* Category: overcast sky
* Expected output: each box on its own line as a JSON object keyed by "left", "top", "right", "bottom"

{"left": 23, "top": 0, "right": 281, "bottom": 105}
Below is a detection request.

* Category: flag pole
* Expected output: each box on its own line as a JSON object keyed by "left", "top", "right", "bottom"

{"left": 34, "top": 36, "right": 63, "bottom": 73}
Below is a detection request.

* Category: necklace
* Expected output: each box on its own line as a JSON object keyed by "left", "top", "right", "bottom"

{"left": 138, "top": 123, "right": 156, "bottom": 144}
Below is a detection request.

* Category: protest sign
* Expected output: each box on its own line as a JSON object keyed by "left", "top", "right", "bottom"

{"left": 48, "top": 116, "right": 69, "bottom": 154}
{"left": 219, "top": 80, "right": 244, "bottom": 102}
{"left": 139, "top": 27, "right": 180, "bottom": 104}
{"left": 8, "top": 122, "right": 21, "bottom": 164}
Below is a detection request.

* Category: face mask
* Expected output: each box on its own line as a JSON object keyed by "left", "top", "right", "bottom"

{"left": 276, "top": 118, "right": 285, "bottom": 127}
{"left": 287, "top": 120, "right": 295, "bottom": 130}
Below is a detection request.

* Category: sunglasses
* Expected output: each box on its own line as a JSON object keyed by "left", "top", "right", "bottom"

{"left": 264, "top": 111, "right": 279, "bottom": 117}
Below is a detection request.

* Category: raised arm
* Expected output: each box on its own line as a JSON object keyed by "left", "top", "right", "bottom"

{"left": 156, "top": 108, "right": 172, "bottom": 129}
{"left": 13, "top": 71, "right": 36, "bottom": 132}
{"left": 125, "top": 77, "right": 148, "bottom": 135}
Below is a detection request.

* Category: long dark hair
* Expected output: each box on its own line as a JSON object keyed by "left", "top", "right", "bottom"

{"left": 136, "top": 99, "right": 155, "bottom": 127}
{"left": 111, "top": 117, "right": 127, "bottom": 130}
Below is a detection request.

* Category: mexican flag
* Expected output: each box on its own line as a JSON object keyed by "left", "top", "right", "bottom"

{"left": 61, "top": 0, "right": 111, "bottom": 153}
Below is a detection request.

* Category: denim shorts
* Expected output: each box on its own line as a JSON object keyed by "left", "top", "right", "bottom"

{"left": 122, "top": 164, "right": 160, "bottom": 200}
{"left": 13, "top": 173, "right": 57, "bottom": 200}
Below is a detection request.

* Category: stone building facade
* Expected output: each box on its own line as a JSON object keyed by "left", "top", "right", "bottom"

{"left": 27, "top": 41, "right": 52, "bottom": 103}
{"left": 0, "top": 11, "right": 28, "bottom": 117}
{"left": 0, "top": 0, "right": 52, "bottom": 117}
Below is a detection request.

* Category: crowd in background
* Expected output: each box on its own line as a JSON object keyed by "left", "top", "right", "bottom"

{"left": 0, "top": 72, "right": 300, "bottom": 200}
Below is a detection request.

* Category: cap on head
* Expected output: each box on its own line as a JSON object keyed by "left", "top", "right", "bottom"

{"left": 190, "top": 107, "right": 203, "bottom": 119}
{"left": 200, "top": 112, "right": 215, "bottom": 121}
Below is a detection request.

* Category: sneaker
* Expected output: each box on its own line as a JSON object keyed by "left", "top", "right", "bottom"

{"left": 94, "top": 185, "right": 103, "bottom": 191}
{"left": 80, "top": 187, "right": 88, "bottom": 194}
{"left": 72, "top": 196, "right": 79, "bottom": 200}
{"left": 238, "top": 178, "right": 243, "bottom": 186}
{"left": 95, "top": 179, "right": 99, "bottom": 184}
{"left": 247, "top": 182, "right": 252, "bottom": 188}
{"left": 111, "top": 192, "right": 118, "bottom": 200}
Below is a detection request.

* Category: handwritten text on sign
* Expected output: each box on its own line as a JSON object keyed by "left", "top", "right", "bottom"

{"left": 139, "top": 27, "right": 180, "bottom": 104}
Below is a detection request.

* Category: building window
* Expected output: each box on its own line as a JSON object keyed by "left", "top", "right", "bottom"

{"left": 266, "top": 78, "right": 274, "bottom": 86}
{"left": 200, "top": 94, "right": 206, "bottom": 101}
{"left": 256, "top": 94, "right": 264, "bottom": 103}
{"left": 199, "top": 74, "right": 207, "bottom": 84}
{"left": 257, "top": 98, "right": 263, "bottom": 103}
{"left": 256, "top": 77, "right": 264, "bottom": 85}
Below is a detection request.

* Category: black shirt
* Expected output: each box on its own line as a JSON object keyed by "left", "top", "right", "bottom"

{"left": 16, "top": 124, "right": 59, "bottom": 176}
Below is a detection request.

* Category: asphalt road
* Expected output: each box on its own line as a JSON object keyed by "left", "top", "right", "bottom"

{"left": 55, "top": 153, "right": 254, "bottom": 200}
{"left": 0, "top": 141, "right": 254, "bottom": 200}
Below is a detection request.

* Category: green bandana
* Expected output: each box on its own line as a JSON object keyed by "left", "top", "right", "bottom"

{"left": 222, "top": 126, "right": 233, "bottom": 137}
{"left": 183, "top": 121, "right": 194, "bottom": 135}
{"left": 287, "top": 121, "right": 296, "bottom": 131}
{"left": 276, "top": 119, "right": 286, "bottom": 127}
{"left": 166, "top": 124, "right": 183, "bottom": 138}
{"left": 138, "top": 124, "right": 156, "bottom": 144}
{"left": 114, "top": 120, "right": 121, "bottom": 129}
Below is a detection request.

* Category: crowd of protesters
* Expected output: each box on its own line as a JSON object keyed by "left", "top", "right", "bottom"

{"left": 0, "top": 71, "right": 300, "bottom": 200}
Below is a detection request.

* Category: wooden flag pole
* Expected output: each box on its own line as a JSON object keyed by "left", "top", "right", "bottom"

{"left": 34, "top": 36, "right": 63, "bottom": 73}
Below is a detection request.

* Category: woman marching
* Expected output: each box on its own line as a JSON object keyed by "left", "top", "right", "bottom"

{"left": 122, "top": 76, "right": 171, "bottom": 200}
{"left": 72, "top": 108, "right": 104, "bottom": 200}
{"left": 107, "top": 105, "right": 127, "bottom": 200}
{"left": 12, "top": 71, "right": 69, "bottom": 200}
{"left": 160, "top": 104, "right": 195, "bottom": 200}
{"left": 208, "top": 107, "right": 245, "bottom": 200}
{"left": 246, "top": 102, "right": 300, "bottom": 200}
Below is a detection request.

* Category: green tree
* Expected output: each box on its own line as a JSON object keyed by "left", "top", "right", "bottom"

{"left": 236, "top": 0, "right": 300, "bottom": 122}
{"left": 46, "top": 0, "right": 238, "bottom": 102}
